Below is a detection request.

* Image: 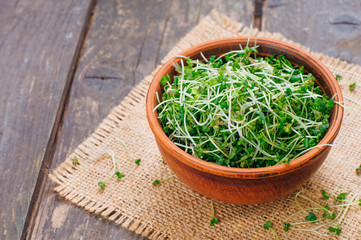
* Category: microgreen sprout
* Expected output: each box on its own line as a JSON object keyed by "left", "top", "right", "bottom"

{"left": 72, "top": 156, "right": 79, "bottom": 166}
{"left": 328, "top": 226, "right": 342, "bottom": 235}
{"left": 284, "top": 222, "right": 291, "bottom": 231}
{"left": 263, "top": 221, "right": 279, "bottom": 240}
{"left": 90, "top": 149, "right": 123, "bottom": 190}
{"left": 115, "top": 171, "right": 125, "bottom": 179}
{"left": 305, "top": 212, "right": 317, "bottom": 222}
{"left": 209, "top": 201, "right": 219, "bottom": 226}
{"left": 283, "top": 188, "right": 360, "bottom": 236}
{"left": 98, "top": 181, "right": 105, "bottom": 190}
{"left": 117, "top": 137, "right": 142, "bottom": 166}
{"left": 321, "top": 189, "right": 329, "bottom": 200}
{"left": 334, "top": 192, "right": 348, "bottom": 202}
{"left": 356, "top": 164, "right": 361, "bottom": 174}
{"left": 335, "top": 74, "right": 342, "bottom": 81}
{"left": 349, "top": 82, "right": 356, "bottom": 91}
{"left": 152, "top": 174, "right": 176, "bottom": 185}
{"left": 155, "top": 40, "right": 334, "bottom": 168}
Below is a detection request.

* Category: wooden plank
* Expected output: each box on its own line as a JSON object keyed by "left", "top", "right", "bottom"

{"left": 0, "top": 1, "right": 94, "bottom": 239}
{"left": 263, "top": 0, "right": 361, "bottom": 64}
{"left": 28, "top": 0, "right": 254, "bottom": 239}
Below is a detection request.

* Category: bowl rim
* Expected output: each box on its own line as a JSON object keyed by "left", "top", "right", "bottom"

{"left": 146, "top": 37, "right": 344, "bottom": 179}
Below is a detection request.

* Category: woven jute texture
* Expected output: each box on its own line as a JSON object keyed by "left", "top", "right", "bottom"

{"left": 51, "top": 11, "right": 361, "bottom": 239}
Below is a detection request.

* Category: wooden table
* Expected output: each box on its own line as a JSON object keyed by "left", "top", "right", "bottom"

{"left": 1, "top": 0, "right": 360, "bottom": 239}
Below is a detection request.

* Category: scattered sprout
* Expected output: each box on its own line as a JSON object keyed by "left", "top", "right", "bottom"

{"left": 210, "top": 217, "right": 219, "bottom": 226}
{"left": 263, "top": 221, "right": 273, "bottom": 230}
{"left": 152, "top": 179, "right": 160, "bottom": 185}
{"left": 334, "top": 192, "right": 348, "bottom": 202}
{"left": 115, "top": 171, "right": 125, "bottom": 179}
{"left": 98, "top": 181, "right": 105, "bottom": 190}
{"left": 349, "top": 82, "right": 356, "bottom": 91}
{"left": 305, "top": 212, "right": 317, "bottom": 222}
{"left": 335, "top": 74, "right": 342, "bottom": 81}
{"left": 92, "top": 149, "right": 123, "bottom": 190}
{"left": 321, "top": 189, "right": 329, "bottom": 200}
{"left": 356, "top": 165, "right": 361, "bottom": 174}
{"left": 72, "top": 156, "right": 79, "bottom": 166}
{"left": 284, "top": 222, "right": 291, "bottom": 231}
{"left": 328, "top": 226, "right": 342, "bottom": 235}
{"left": 117, "top": 137, "right": 142, "bottom": 165}
{"left": 135, "top": 158, "right": 141, "bottom": 165}
{"left": 263, "top": 221, "right": 279, "bottom": 239}
{"left": 283, "top": 189, "right": 360, "bottom": 236}
{"left": 152, "top": 174, "right": 176, "bottom": 186}
{"left": 209, "top": 201, "right": 219, "bottom": 226}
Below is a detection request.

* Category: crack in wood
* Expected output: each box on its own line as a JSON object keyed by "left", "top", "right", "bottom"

{"left": 154, "top": 0, "right": 172, "bottom": 68}
{"left": 133, "top": 21, "right": 149, "bottom": 86}
{"left": 195, "top": 0, "right": 204, "bottom": 24}
{"left": 84, "top": 76, "right": 123, "bottom": 80}
{"left": 330, "top": 14, "right": 360, "bottom": 25}
{"left": 254, "top": 0, "right": 265, "bottom": 30}
{"left": 20, "top": 1, "right": 98, "bottom": 239}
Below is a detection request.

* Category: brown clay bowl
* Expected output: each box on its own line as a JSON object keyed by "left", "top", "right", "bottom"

{"left": 146, "top": 37, "right": 344, "bottom": 204}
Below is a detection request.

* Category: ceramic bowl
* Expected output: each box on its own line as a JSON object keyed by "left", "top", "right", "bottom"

{"left": 146, "top": 37, "right": 344, "bottom": 204}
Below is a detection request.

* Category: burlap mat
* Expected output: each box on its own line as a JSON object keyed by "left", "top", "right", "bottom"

{"left": 50, "top": 11, "right": 361, "bottom": 239}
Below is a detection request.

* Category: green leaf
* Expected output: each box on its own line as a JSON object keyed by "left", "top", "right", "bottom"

{"left": 321, "top": 189, "right": 329, "bottom": 199}
{"left": 349, "top": 82, "right": 356, "bottom": 91}
{"left": 284, "top": 222, "right": 291, "bottom": 231}
{"left": 98, "top": 181, "right": 105, "bottom": 190}
{"left": 326, "top": 99, "right": 334, "bottom": 110}
{"left": 263, "top": 221, "right": 273, "bottom": 230}
{"left": 305, "top": 212, "right": 317, "bottom": 222}
{"left": 324, "top": 203, "right": 330, "bottom": 211}
{"left": 160, "top": 74, "right": 171, "bottom": 86}
{"left": 152, "top": 179, "right": 160, "bottom": 185}
{"left": 290, "top": 75, "right": 301, "bottom": 83}
{"left": 135, "top": 158, "right": 141, "bottom": 165}
{"left": 335, "top": 74, "right": 342, "bottom": 81}
{"left": 286, "top": 88, "right": 293, "bottom": 95}
{"left": 115, "top": 171, "right": 125, "bottom": 179}
{"left": 323, "top": 211, "right": 336, "bottom": 220}
{"left": 72, "top": 156, "right": 79, "bottom": 166}
{"left": 329, "top": 226, "right": 342, "bottom": 235}
{"left": 209, "top": 217, "right": 219, "bottom": 226}
{"left": 334, "top": 192, "right": 348, "bottom": 202}
{"left": 356, "top": 165, "right": 361, "bottom": 174}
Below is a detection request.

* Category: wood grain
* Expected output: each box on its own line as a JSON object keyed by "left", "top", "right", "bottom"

{"left": 263, "top": 0, "right": 361, "bottom": 64}
{"left": 28, "top": 0, "right": 254, "bottom": 239}
{"left": 0, "top": 1, "right": 93, "bottom": 239}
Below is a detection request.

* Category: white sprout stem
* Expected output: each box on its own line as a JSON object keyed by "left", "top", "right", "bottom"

{"left": 117, "top": 137, "right": 136, "bottom": 160}
{"left": 344, "top": 95, "right": 361, "bottom": 106}
{"left": 335, "top": 194, "right": 357, "bottom": 227}
{"left": 291, "top": 144, "right": 336, "bottom": 160}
